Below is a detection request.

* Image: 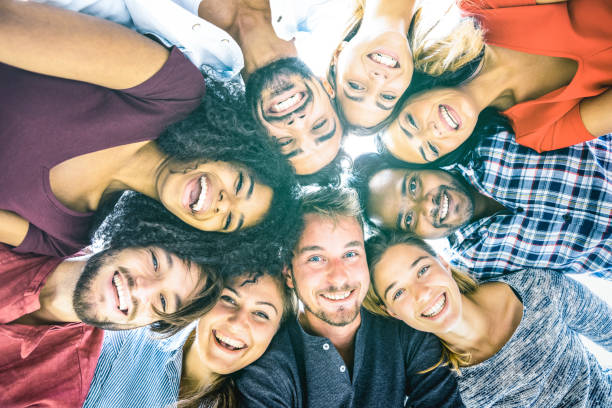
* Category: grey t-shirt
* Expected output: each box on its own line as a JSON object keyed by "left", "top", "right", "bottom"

{"left": 237, "top": 309, "right": 463, "bottom": 407}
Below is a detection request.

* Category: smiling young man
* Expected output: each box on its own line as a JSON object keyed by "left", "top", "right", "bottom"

{"left": 236, "top": 188, "right": 462, "bottom": 407}
{"left": 353, "top": 129, "right": 612, "bottom": 279}
{"left": 38, "top": 0, "right": 348, "bottom": 179}
{"left": 0, "top": 243, "right": 214, "bottom": 407}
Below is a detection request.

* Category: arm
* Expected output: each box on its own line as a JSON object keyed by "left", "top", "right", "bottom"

{"left": 580, "top": 88, "right": 612, "bottom": 138}
{"left": 405, "top": 333, "right": 464, "bottom": 407}
{"left": 551, "top": 271, "right": 612, "bottom": 351}
{"left": 0, "top": 210, "right": 29, "bottom": 248}
{"left": 0, "top": 0, "right": 168, "bottom": 89}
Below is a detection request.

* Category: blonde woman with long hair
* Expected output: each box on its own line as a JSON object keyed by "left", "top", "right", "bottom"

{"left": 364, "top": 231, "right": 612, "bottom": 407}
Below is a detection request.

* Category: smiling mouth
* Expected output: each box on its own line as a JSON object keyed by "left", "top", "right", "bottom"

{"left": 112, "top": 272, "right": 129, "bottom": 316}
{"left": 320, "top": 290, "right": 354, "bottom": 302}
{"left": 439, "top": 190, "right": 449, "bottom": 223}
{"left": 213, "top": 330, "right": 247, "bottom": 351}
{"left": 421, "top": 293, "right": 447, "bottom": 318}
{"left": 265, "top": 90, "right": 308, "bottom": 119}
{"left": 439, "top": 104, "right": 460, "bottom": 130}
{"left": 185, "top": 175, "right": 212, "bottom": 214}
{"left": 368, "top": 51, "right": 399, "bottom": 68}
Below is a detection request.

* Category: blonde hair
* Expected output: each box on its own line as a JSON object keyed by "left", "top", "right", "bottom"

{"left": 364, "top": 232, "right": 479, "bottom": 372}
{"left": 328, "top": 0, "right": 485, "bottom": 80}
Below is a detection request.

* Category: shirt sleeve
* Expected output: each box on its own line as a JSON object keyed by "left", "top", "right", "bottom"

{"left": 14, "top": 223, "right": 83, "bottom": 257}
{"left": 550, "top": 271, "right": 612, "bottom": 352}
{"left": 236, "top": 360, "right": 295, "bottom": 408}
{"left": 459, "top": 0, "right": 537, "bottom": 12}
{"left": 514, "top": 103, "right": 597, "bottom": 152}
{"left": 404, "top": 332, "right": 464, "bottom": 408}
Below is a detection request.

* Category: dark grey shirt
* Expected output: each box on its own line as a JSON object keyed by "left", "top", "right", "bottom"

{"left": 237, "top": 309, "right": 463, "bottom": 407}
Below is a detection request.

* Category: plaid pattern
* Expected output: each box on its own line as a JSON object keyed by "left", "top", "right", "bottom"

{"left": 448, "top": 130, "right": 612, "bottom": 280}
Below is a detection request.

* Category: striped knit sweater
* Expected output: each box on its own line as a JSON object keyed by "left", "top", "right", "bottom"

{"left": 457, "top": 269, "right": 612, "bottom": 407}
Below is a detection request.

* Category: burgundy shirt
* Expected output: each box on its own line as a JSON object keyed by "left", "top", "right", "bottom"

{"left": 0, "top": 244, "right": 104, "bottom": 407}
{"left": 0, "top": 47, "right": 205, "bottom": 257}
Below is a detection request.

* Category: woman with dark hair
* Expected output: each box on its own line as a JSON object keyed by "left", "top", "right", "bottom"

{"left": 380, "top": 0, "right": 612, "bottom": 165}
{"left": 0, "top": 0, "right": 296, "bottom": 257}
{"left": 327, "top": 0, "right": 484, "bottom": 132}
{"left": 83, "top": 271, "right": 297, "bottom": 408}
{"left": 364, "top": 231, "right": 612, "bottom": 407}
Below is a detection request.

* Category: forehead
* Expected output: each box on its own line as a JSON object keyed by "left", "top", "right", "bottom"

{"left": 297, "top": 214, "right": 364, "bottom": 249}
{"left": 227, "top": 275, "right": 283, "bottom": 307}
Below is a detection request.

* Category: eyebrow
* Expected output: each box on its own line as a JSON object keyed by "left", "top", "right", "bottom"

{"left": 396, "top": 174, "right": 408, "bottom": 229}
{"left": 383, "top": 281, "right": 398, "bottom": 301}
{"left": 298, "top": 245, "right": 324, "bottom": 254}
{"left": 343, "top": 89, "right": 363, "bottom": 102}
{"left": 165, "top": 250, "right": 173, "bottom": 269}
{"left": 399, "top": 123, "right": 413, "bottom": 139}
{"left": 247, "top": 175, "right": 254, "bottom": 199}
{"left": 234, "top": 214, "right": 245, "bottom": 231}
{"left": 345, "top": 240, "right": 363, "bottom": 248}
{"left": 375, "top": 101, "right": 393, "bottom": 111}
{"left": 257, "top": 301, "right": 279, "bottom": 315}
{"left": 175, "top": 294, "right": 182, "bottom": 312}
{"left": 418, "top": 146, "right": 430, "bottom": 162}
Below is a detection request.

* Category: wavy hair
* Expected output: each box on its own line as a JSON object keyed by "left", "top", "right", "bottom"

{"left": 363, "top": 231, "right": 478, "bottom": 372}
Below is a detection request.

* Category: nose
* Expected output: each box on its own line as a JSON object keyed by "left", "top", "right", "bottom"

{"left": 419, "top": 192, "right": 437, "bottom": 221}
{"left": 411, "top": 279, "right": 433, "bottom": 304}
{"left": 131, "top": 274, "right": 163, "bottom": 308}
{"left": 285, "top": 111, "right": 307, "bottom": 128}
{"left": 427, "top": 121, "right": 442, "bottom": 137}
{"left": 215, "top": 190, "right": 236, "bottom": 214}
{"left": 227, "top": 307, "right": 250, "bottom": 331}
{"left": 369, "top": 68, "right": 387, "bottom": 81}
{"left": 326, "top": 258, "right": 350, "bottom": 286}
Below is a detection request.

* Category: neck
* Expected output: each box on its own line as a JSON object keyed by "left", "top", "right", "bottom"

{"left": 459, "top": 46, "right": 516, "bottom": 112}
{"left": 231, "top": 2, "right": 297, "bottom": 77}
{"left": 28, "top": 257, "right": 87, "bottom": 324}
{"left": 361, "top": 0, "right": 416, "bottom": 34}
{"left": 299, "top": 310, "right": 360, "bottom": 368}
{"left": 469, "top": 184, "right": 506, "bottom": 222}
{"left": 108, "top": 141, "right": 166, "bottom": 202}
{"left": 181, "top": 330, "right": 219, "bottom": 396}
{"left": 434, "top": 293, "right": 493, "bottom": 358}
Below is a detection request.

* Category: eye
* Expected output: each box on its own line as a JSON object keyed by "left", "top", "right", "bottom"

{"left": 417, "top": 265, "right": 430, "bottom": 278}
{"left": 223, "top": 213, "right": 232, "bottom": 230}
{"left": 406, "top": 113, "right": 418, "bottom": 129}
{"left": 235, "top": 171, "right": 244, "bottom": 195}
{"left": 381, "top": 94, "right": 396, "bottom": 101}
{"left": 343, "top": 250, "right": 359, "bottom": 259}
{"left": 427, "top": 142, "right": 439, "bottom": 157}
{"left": 402, "top": 212, "right": 414, "bottom": 231}
{"left": 392, "top": 288, "right": 405, "bottom": 301}
{"left": 160, "top": 294, "right": 167, "bottom": 312}
{"left": 307, "top": 255, "right": 323, "bottom": 263}
{"left": 408, "top": 176, "right": 418, "bottom": 196}
{"left": 348, "top": 81, "right": 364, "bottom": 91}
{"left": 221, "top": 295, "right": 237, "bottom": 306}
{"left": 312, "top": 119, "right": 327, "bottom": 131}
{"left": 150, "top": 250, "right": 159, "bottom": 272}
{"left": 278, "top": 137, "right": 293, "bottom": 147}
{"left": 254, "top": 311, "right": 270, "bottom": 320}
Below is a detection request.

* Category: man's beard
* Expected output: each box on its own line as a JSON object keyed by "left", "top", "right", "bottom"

{"left": 72, "top": 249, "right": 126, "bottom": 330}
{"left": 290, "top": 274, "right": 360, "bottom": 327}
{"left": 245, "top": 57, "right": 317, "bottom": 123}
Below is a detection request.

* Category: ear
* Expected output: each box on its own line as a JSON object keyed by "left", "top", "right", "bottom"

{"left": 321, "top": 78, "right": 335, "bottom": 98}
{"left": 282, "top": 265, "right": 294, "bottom": 289}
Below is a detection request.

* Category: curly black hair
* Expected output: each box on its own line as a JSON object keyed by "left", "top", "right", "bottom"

{"left": 92, "top": 79, "right": 303, "bottom": 280}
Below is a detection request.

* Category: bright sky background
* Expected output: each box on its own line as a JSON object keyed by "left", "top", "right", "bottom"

{"left": 295, "top": 5, "right": 612, "bottom": 368}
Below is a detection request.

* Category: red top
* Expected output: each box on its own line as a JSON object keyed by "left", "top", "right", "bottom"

{"left": 461, "top": 0, "right": 612, "bottom": 152}
{"left": 0, "top": 245, "right": 103, "bottom": 407}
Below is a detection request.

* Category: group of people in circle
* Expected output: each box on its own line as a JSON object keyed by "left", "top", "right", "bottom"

{"left": 1, "top": 0, "right": 610, "bottom": 407}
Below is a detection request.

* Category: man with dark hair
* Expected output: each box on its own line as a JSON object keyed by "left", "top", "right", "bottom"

{"left": 355, "top": 131, "right": 612, "bottom": 279}
{"left": 38, "top": 0, "right": 348, "bottom": 180}
{"left": 236, "top": 187, "right": 462, "bottom": 407}
{"left": 0, "top": 243, "right": 215, "bottom": 407}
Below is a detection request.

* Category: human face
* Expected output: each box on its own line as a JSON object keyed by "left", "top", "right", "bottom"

{"left": 335, "top": 32, "right": 413, "bottom": 128}
{"left": 194, "top": 274, "right": 283, "bottom": 375}
{"left": 156, "top": 160, "right": 273, "bottom": 232}
{"left": 367, "top": 168, "right": 474, "bottom": 238}
{"left": 382, "top": 87, "right": 479, "bottom": 163}
{"left": 250, "top": 61, "right": 343, "bottom": 175}
{"left": 372, "top": 244, "right": 462, "bottom": 334}
{"left": 288, "top": 214, "right": 369, "bottom": 327}
{"left": 73, "top": 247, "right": 205, "bottom": 330}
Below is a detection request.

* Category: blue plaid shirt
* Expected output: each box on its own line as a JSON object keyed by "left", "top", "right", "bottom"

{"left": 448, "top": 130, "right": 612, "bottom": 280}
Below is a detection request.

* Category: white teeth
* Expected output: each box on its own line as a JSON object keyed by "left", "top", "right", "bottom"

{"left": 440, "top": 105, "right": 459, "bottom": 130}
{"left": 371, "top": 52, "right": 398, "bottom": 68}
{"left": 215, "top": 332, "right": 246, "bottom": 349}
{"left": 272, "top": 93, "right": 301, "bottom": 112}
{"left": 439, "top": 192, "right": 449, "bottom": 221}
{"left": 191, "top": 176, "right": 208, "bottom": 212}
{"left": 112, "top": 274, "right": 128, "bottom": 313}
{"left": 422, "top": 294, "right": 446, "bottom": 318}
{"left": 321, "top": 291, "right": 351, "bottom": 301}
